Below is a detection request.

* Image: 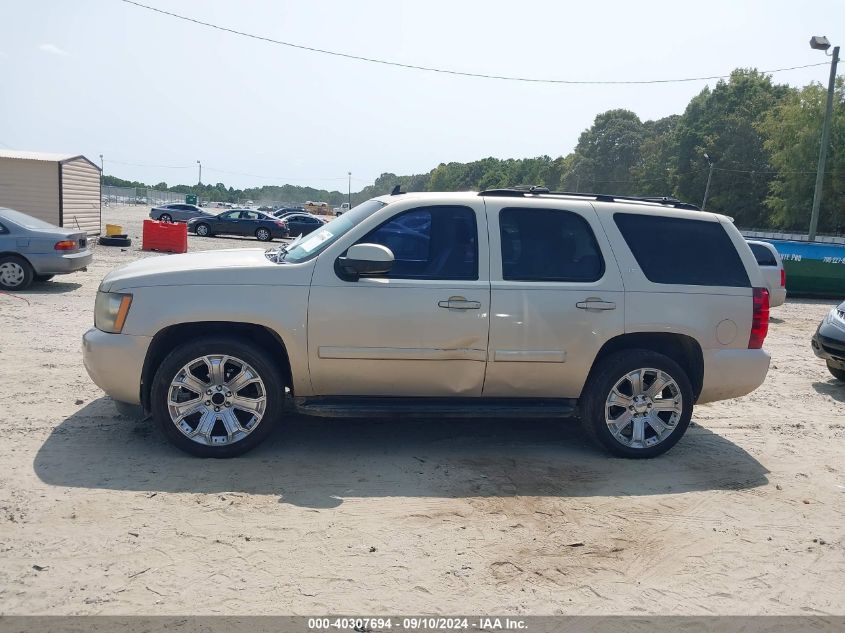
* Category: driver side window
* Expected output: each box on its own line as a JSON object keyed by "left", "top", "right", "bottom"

{"left": 358, "top": 205, "right": 477, "bottom": 280}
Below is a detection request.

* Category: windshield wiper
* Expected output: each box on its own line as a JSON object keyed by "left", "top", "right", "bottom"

{"left": 264, "top": 246, "right": 287, "bottom": 263}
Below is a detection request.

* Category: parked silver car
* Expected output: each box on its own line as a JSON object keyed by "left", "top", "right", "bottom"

{"left": 149, "top": 203, "right": 213, "bottom": 223}
{"left": 0, "top": 207, "right": 92, "bottom": 290}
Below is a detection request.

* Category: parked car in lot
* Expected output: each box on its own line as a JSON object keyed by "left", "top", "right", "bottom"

{"left": 150, "top": 203, "right": 213, "bottom": 223}
{"left": 811, "top": 301, "right": 845, "bottom": 382}
{"left": 746, "top": 240, "right": 787, "bottom": 307}
{"left": 0, "top": 207, "right": 92, "bottom": 290}
{"left": 278, "top": 213, "right": 326, "bottom": 237}
{"left": 186, "top": 209, "right": 286, "bottom": 241}
{"left": 83, "top": 188, "right": 771, "bottom": 459}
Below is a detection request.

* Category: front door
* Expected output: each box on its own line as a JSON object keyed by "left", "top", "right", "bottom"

{"left": 308, "top": 202, "right": 491, "bottom": 397}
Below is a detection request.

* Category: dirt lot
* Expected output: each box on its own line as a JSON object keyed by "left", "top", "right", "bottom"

{"left": 1, "top": 205, "right": 844, "bottom": 615}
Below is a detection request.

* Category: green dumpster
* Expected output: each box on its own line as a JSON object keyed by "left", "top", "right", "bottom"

{"left": 185, "top": 194, "right": 198, "bottom": 205}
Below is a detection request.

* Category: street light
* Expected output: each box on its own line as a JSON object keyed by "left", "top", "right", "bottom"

{"left": 197, "top": 160, "right": 202, "bottom": 186}
{"left": 702, "top": 153, "right": 714, "bottom": 210}
{"left": 808, "top": 35, "right": 840, "bottom": 241}
{"left": 348, "top": 171, "right": 352, "bottom": 209}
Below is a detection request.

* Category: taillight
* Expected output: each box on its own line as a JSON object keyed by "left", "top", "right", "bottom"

{"left": 275, "top": 221, "right": 285, "bottom": 228}
{"left": 780, "top": 268, "right": 786, "bottom": 287}
{"left": 749, "top": 287, "right": 770, "bottom": 349}
{"left": 54, "top": 240, "right": 76, "bottom": 250}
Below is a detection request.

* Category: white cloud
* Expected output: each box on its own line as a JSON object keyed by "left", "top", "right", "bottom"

{"left": 39, "top": 43, "right": 68, "bottom": 56}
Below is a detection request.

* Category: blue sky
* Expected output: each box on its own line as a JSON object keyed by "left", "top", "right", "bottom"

{"left": 1, "top": 0, "right": 843, "bottom": 192}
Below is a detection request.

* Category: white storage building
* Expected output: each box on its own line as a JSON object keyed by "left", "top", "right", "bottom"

{"left": 0, "top": 150, "right": 102, "bottom": 235}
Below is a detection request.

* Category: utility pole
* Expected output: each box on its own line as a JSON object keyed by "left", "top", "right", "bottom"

{"left": 809, "top": 44, "right": 840, "bottom": 241}
{"left": 702, "top": 153, "right": 714, "bottom": 210}
{"left": 348, "top": 171, "right": 352, "bottom": 208}
{"left": 197, "top": 160, "right": 202, "bottom": 186}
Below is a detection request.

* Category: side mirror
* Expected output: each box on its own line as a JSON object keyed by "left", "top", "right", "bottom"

{"left": 336, "top": 243, "right": 394, "bottom": 281}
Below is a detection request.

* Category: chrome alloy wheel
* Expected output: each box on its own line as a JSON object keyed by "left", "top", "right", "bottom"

{"left": 0, "top": 261, "right": 25, "bottom": 287}
{"left": 167, "top": 355, "right": 267, "bottom": 446}
{"left": 604, "top": 368, "right": 683, "bottom": 449}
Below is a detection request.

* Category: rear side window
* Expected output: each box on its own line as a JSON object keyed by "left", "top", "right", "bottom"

{"left": 749, "top": 243, "right": 778, "bottom": 267}
{"left": 614, "top": 213, "right": 750, "bottom": 287}
{"left": 499, "top": 207, "right": 604, "bottom": 282}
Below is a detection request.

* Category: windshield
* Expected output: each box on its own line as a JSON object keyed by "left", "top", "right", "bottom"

{"left": 271, "top": 199, "right": 387, "bottom": 263}
{"left": 0, "top": 208, "right": 58, "bottom": 230}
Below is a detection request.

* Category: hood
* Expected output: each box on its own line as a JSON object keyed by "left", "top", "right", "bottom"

{"left": 100, "top": 247, "right": 314, "bottom": 292}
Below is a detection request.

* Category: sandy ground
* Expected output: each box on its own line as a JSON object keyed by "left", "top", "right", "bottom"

{"left": 0, "top": 205, "right": 844, "bottom": 615}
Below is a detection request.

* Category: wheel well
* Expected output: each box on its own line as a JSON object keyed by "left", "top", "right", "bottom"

{"left": 0, "top": 252, "right": 31, "bottom": 264}
{"left": 140, "top": 321, "right": 292, "bottom": 412}
{"left": 589, "top": 332, "right": 704, "bottom": 401}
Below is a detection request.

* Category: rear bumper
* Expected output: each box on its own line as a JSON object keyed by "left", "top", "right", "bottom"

{"left": 82, "top": 328, "right": 151, "bottom": 405}
{"left": 29, "top": 250, "right": 93, "bottom": 275}
{"left": 769, "top": 286, "right": 787, "bottom": 308}
{"left": 697, "top": 348, "right": 771, "bottom": 404}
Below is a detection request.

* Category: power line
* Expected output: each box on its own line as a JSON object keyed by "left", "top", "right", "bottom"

{"left": 119, "top": 0, "right": 829, "bottom": 85}
{"left": 204, "top": 166, "right": 349, "bottom": 182}
{"left": 107, "top": 158, "right": 193, "bottom": 169}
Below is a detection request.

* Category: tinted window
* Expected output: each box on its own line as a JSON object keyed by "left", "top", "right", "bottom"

{"left": 614, "top": 213, "right": 750, "bottom": 287}
{"left": 499, "top": 207, "right": 604, "bottom": 282}
{"left": 220, "top": 211, "right": 240, "bottom": 220}
{"left": 749, "top": 243, "right": 777, "bottom": 267}
{"left": 360, "top": 205, "right": 477, "bottom": 280}
{"left": 0, "top": 222, "right": 7, "bottom": 234}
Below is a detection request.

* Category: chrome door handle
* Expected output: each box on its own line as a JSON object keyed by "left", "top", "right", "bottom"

{"left": 438, "top": 296, "right": 481, "bottom": 310}
{"left": 576, "top": 298, "right": 616, "bottom": 310}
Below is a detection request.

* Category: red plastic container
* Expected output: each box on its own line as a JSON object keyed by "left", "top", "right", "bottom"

{"left": 142, "top": 219, "right": 188, "bottom": 253}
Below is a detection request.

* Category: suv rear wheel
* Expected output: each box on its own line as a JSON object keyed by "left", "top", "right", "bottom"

{"left": 151, "top": 337, "right": 284, "bottom": 457}
{"left": 580, "top": 350, "right": 693, "bottom": 458}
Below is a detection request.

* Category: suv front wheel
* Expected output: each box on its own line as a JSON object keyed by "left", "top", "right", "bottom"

{"left": 580, "top": 350, "right": 693, "bottom": 458}
{"left": 151, "top": 337, "right": 284, "bottom": 457}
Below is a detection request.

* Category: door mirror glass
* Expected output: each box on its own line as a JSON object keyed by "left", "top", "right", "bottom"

{"left": 336, "top": 243, "right": 394, "bottom": 281}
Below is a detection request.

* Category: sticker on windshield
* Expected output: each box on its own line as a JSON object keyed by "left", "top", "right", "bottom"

{"left": 299, "top": 229, "right": 333, "bottom": 253}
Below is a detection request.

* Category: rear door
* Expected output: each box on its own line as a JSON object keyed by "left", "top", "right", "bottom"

{"left": 482, "top": 198, "right": 625, "bottom": 398}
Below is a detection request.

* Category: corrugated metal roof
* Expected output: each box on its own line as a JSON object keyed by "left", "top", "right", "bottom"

{"left": 0, "top": 149, "right": 91, "bottom": 164}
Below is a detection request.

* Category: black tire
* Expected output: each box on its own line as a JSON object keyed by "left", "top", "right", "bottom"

{"left": 98, "top": 236, "right": 132, "bottom": 247}
{"left": 151, "top": 337, "right": 285, "bottom": 458}
{"left": 579, "top": 349, "right": 693, "bottom": 459}
{"left": 195, "top": 223, "right": 211, "bottom": 237}
{"left": 159, "top": 213, "right": 173, "bottom": 223}
{"left": 827, "top": 362, "right": 845, "bottom": 382}
{"left": 255, "top": 227, "right": 272, "bottom": 242}
{"left": 34, "top": 274, "right": 55, "bottom": 282}
{"left": 0, "top": 255, "right": 34, "bottom": 290}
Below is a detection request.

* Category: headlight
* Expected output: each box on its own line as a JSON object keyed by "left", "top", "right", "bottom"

{"left": 95, "top": 291, "right": 133, "bottom": 333}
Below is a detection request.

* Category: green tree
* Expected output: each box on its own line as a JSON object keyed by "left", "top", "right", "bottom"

{"left": 571, "top": 109, "right": 645, "bottom": 195}
{"left": 674, "top": 69, "right": 790, "bottom": 225}
{"left": 758, "top": 78, "right": 845, "bottom": 232}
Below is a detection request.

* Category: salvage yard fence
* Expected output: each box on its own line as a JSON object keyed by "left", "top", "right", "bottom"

{"left": 102, "top": 185, "right": 186, "bottom": 206}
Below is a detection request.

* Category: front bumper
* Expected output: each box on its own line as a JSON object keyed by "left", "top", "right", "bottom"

{"left": 82, "top": 328, "right": 152, "bottom": 405}
{"left": 697, "top": 348, "right": 771, "bottom": 404}
{"left": 29, "top": 250, "right": 93, "bottom": 275}
{"left": 812, "top": 319, "right": 845, "bottom": 370}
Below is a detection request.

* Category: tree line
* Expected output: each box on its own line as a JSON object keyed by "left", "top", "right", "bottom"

{"left": 107, "top": 68, "right": 845, "bottom": 232}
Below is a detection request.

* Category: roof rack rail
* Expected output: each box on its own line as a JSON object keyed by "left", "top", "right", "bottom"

{"left": 477, "top": 187, "right": 701, "bottom": 211}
